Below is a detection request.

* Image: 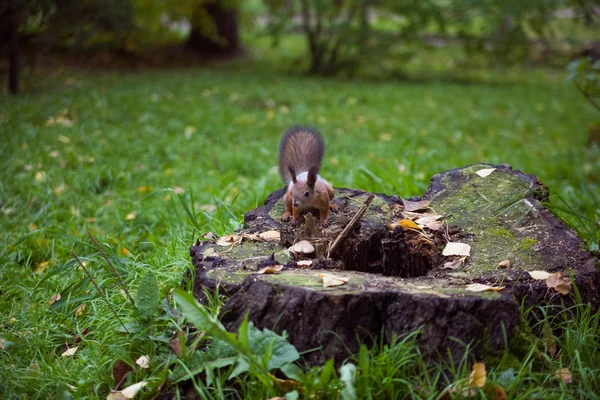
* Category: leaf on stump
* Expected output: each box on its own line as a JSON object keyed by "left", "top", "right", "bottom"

{"left": 318, "top": 273, "right": 349, "bottom": 288}
{"left": 256, "top": 265, "right": 284, "bottom": 274}
{"left": 528, "top": 270, "right": 550, "bottom": 280}
{"left": 216, "top": 234, "right": 243, "bottom": 247}
{"left": 465, "top": 283, "right": 505, "bottom": 292}
{"left": 546, "top": 272, "right": 572, "bottom": 295}
{"left": 403, "top": 199, "right": 431, "bottom": 212}
{"left": 475, "top": 168, "right": 496, "bottom": 177}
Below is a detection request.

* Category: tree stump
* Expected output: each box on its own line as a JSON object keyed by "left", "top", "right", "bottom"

{"left": 189, "top": 164, "right": 599, "bottom": 365}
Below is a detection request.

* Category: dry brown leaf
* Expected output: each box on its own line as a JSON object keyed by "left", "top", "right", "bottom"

{"left": 528, "top": 270, "right": 550, "bottom": 280}
{"left": 61, "top": 346, "right": 78, "bottom": 357}
{"left": 258, "top": 230, "right": 280, "bottom": 241}
{"left": 256, "top": 265, "right": 284, "bottom": 274}
{"left": 469, "top": 362, "right": 486, "bottom": 388}
{"left": 403, "top": 199, "right": 431, "bottom": 212}
{"left": 216, "top": 234, "right": 243, "bottom": 247}
{"left": 546, "top": 272, "right": 572, "bottom": 295}
{"left": 203, "top": 232, "right": 216, "bottom": 240}
{"left": 443, "top": 257, "right": 466, "bottom": 270}
{"left": 135, "top": 355, "right": 150, "bottom": 369}
{"left": 318, "top": 273, "right": 349, "bottom": 288}
{"left": 169, "top": 336, "right": 182, "bottom": 356}
{"left": 113, "top": 360, "right": 133, "bottom": 385}
{"left": 424, "top": 220, "right": 445, "bottom": 231}
{"left": 442, "top": 242, "right": 471, "bottom": 257}
{"left": 49, "top": 293, "right": 61, "bottom": 306}
{"left": 75, "top": 303, "right": 86, "bottom": 317}
{"left": 414, "top": 215, "right": 441, "bottom": 226}
{"left": 465, "top": 283, "right": 505, "bottom": 292}
{"left": 296, "top": 260, "right": 313, "bottom": 268}
{"left": 475, "top": 168, "right": 496, "bottom": 177}
{"left": 497, "top": 260, "right": 511, "bottom": 269}
{"left": 555, "top": 368, "right": 572, "bottom": 384}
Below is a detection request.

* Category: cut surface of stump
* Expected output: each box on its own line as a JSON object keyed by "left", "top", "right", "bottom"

{"left": 190, "top": 164, "right": 599, "bottom": 365}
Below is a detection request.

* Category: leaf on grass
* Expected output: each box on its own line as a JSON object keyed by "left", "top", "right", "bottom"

{"left": 270, "top": 373, "right": 301, "bottom": 394}
{"left": 542, "top": 322, "right": 557, "bottom": 357}
{"left": 442, "top": 242, "right": 471, "bottom": 257}
{"left": 256, "top": 265, "right": 284, "bottom": 274}
{"left": 107, "top": 381, "right": 147, "bottom": 400}
{"left": 36, "top": 261, "right": 51, "bottom": 274}
{"left": 403, "top": 199, "right": 430, "bottom": 212}
{"left": 169, "top": 336, "right": 182, "bottom": 356}
{"left": 49, "top": 293, "right": 61, "bottom": 306}
{"left": 135, "top": 271, "right": 160, "bottom": 319}
{"left": 135, "top": 355, "right": 150, "bottom": 369}
{"left": 75, "top": 303, "right": 86, "bottom": 317}
{"left": 475, "top": 168, "right": 496, "bottom": 177}
{"left": 113, "top": 360, "right": 133, "bottom": 385}
{"left": 216, "top": 234, "right": 243, "bottom": 247}
{"left": 125, "top": 212, "right": 136, "bottom": 220}
{"left": 528, "top": 270, "right": 550, "bottom": 280}
{"left": 318, "top": 273, "right": 348, "bottom": 288}
{"left": 555, "top": 368, "right": 572, "bottom": 384}
{"left": 297, "top": 260, "right": 313, "bottom": 268}
{"left": 469, "top": 362, "right": 486, "bottom": 387}
{"left": 497, "top": 260, "right": 511, "bottom": 269}
{"left": 258, "top": 230, "right": 281, "bottom": 241}
{"left": 339, "top": 363, "right": 357, "bottom": 400}
{"left": 546, "top": 272, "right": 572, "bottom": 295}
{"left": 465, "top": 283, "right": 505, "bottom": 292}
{"left": 61, "top": 346, "right": 78, "bottom": 357}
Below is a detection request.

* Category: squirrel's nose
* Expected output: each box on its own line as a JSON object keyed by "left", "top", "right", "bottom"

{"left": 293, "top": 200, "right": 299, "bottom": 207}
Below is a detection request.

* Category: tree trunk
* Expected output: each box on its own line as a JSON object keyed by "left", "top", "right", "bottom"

{"left": 8, "top": 0, "right": 19, "bottom": 95}
{"left": 185, "top": 2, "right": 239, "bottom": 56}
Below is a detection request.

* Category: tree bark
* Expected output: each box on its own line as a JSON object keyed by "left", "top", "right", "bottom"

{"left": 185, "top": 2, "right": 239, "bottom": 56}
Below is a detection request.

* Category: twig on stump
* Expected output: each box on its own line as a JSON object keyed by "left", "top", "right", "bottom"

{"left": 327, "top": 194, "right": 374, "bottom": 258}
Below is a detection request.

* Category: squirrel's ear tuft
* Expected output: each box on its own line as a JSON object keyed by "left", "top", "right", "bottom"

{"left": 288, "top": 166, "right": 297, "bottom": 183}
{"left": 307, "top": 166, "right": 318, "bottom": 188}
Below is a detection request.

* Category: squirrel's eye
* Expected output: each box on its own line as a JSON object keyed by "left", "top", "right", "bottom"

{"left": 304, "top": 191, "right": 309, "bottom": 197}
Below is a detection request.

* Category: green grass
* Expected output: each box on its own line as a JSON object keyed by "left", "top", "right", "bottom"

{"left": 1, "top": 40, "right": 599, "bottom": 398}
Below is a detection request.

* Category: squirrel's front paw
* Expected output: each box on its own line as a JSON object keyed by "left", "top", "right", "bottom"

{"left": 329, "top": 203, "right": 339, "bottom": 213}
{"left": 281, "top": 212, "right": 292, "bottom": 222}
{"left": 320, "top": 220, "right": 330, "bottom": 228}
{"left": 290, "top": 219, "right": 300, "bottom": 227}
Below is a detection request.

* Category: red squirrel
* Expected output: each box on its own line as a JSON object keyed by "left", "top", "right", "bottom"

{"left": 279, "top": 126, "right": 338, "bottom": 227}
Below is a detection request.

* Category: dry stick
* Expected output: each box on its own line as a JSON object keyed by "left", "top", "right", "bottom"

{"left": 327, "top": 194, "right": 374, "bottom": 258}
{"left": 88, "top": 231, "right": 135, "bottom": 307}
{"left": 72, "top": 252, "right": 130, "bottom": 334}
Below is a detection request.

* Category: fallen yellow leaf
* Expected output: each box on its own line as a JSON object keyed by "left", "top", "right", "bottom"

{"left": 469, "top": 362, "right": 486, "bottom": 388}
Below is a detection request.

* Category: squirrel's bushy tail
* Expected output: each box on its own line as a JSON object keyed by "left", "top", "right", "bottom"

{"left": 279, "top": 126, "right": 325, "bottom": 183}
